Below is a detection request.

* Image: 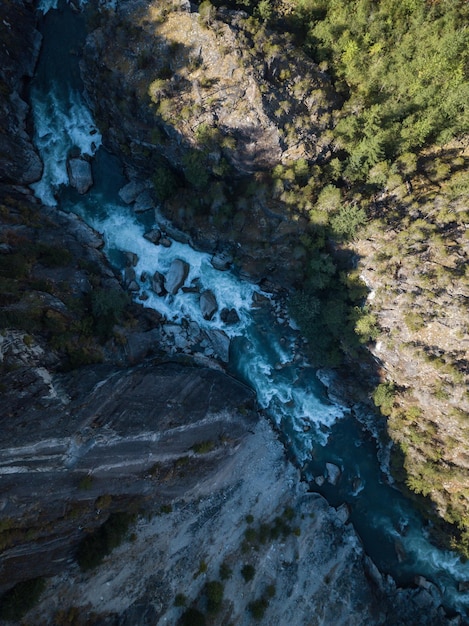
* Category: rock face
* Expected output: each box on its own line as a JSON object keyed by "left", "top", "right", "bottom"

{"left": 24, "top": 419, "right": 450, "bottom": 626}
{"left": 353, "top": 165, "right": 469, "bottom": 545}
{"left": 0, "top": 362, "right": 257, "bottom": 592}
{"left": 0, "top": 1, "right": 42, "bottom": 185}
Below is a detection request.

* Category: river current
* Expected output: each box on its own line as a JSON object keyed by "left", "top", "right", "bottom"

{"left": 29, "top": 0, "right": 469, "bottom": 618}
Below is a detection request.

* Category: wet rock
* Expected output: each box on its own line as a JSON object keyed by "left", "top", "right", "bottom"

{"left": 151, "top": 271, "right": 166, "bottom": 296}
{"left": 252, "top": 291, "right": 271, "bottom": 307}
{"left": 220, "top": 308, "right": 240, "bottom": 325}
{"left": 414, "top": 575, "right": 432, "bottom": 591}
{"left": 67, "top": 157, "right": 93, "bottom": 194}
{"left": 363, "top": 555, "right": 384, "bottom": 592}
{"left": 144, "top": 229, "right": 162, "bottom": 245}
{"left": 211, "top": 252, "right": 232, "bottom": 271}
{"left": 352, "top": 476, "right": 363, "bottom": 493}
{"left": 123, "top": 266, "right": 136, "bottom": 287}
{"left": 124, "top": 251, "right": 138, "bottom": 267}
{"left": 335, "top": 503, "right": 350, "bottom": 524}
{"left": 160, "top": 237, "right": 172, "bottom": 248}
{"left": 205, "top": 329, "right": 230, "bottom": 362}
{"left": 133, "top": 190, "right": 154, "bottom": 213}
{"left": 127, "top": 280, "right": 140, "bottom": 292}
{"left": 200, "top": 290, "right": 218, "bottom": 321}
{"left": 163, "top": 223, "right": 192, "bottom": 245}
{"left": 118, "top": 179, "right": 146, "bottom": 204}
{"left": 164, "top": 259, "right": 189, "bottom": 295}
{"left": 326, "top": 462, "right": 341, "bottom": 485}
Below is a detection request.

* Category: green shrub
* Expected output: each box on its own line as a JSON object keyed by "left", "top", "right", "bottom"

{"left": 241, "top": 564, "right": 255, "bottom": 582}
{"left": 182, "top": 151, "right": 210, "bottom": 189}
{"left": 152, "top": 164, "right": 178, "bottom": 201}
{"left": 35, "top": 243, "right": 73, "bottom": 267}
{"left": 0, "top": 577, "right": 46, "bottom": 621}
{"left": 76, "top": 512, "right": 134, "bottom": 571}
{"left": 91, "top": 287, "right": 130, "bottom": 339}
{"left": 78, "top": 474, "right": 94, "bottom": 490}
{"left": 191, "top": 440, "right": 215, "bottom": 454}
{"left": 205, "top": 580, "right": 224, "bottom": 613}
{"left": 373, "top": 382, "right": 396, "bottom": 416}
{"left": 178, "top": 608, "right": 206, "bottom": 626}
{"left": 248, "top": 597, "right": 268, "bottom": 620}
{"left": 174, "top": 593, "right": 187, "bottom": 607}
{"left": 219, "top": 561, "right": 232, "bottom": 580}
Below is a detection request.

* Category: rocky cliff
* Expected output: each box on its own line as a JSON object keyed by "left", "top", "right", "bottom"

{"left": 0, "top": 0, "right": 42, "bottom": 185}
{"left": 355, "top": 143, "right": 469, "bottom": 551}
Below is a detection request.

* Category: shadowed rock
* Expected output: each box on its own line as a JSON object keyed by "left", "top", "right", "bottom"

{"left": 200, "top": 290, "right": 218, "bottom": 320}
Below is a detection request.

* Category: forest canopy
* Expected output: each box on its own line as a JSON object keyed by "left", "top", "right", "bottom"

{"left": 299, "top": 0, "right": 469, "bottom": 180}
{"left": 218, "top": 0, "right": 469, "bottom": 183}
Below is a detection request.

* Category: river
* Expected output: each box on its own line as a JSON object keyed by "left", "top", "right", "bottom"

{"left": 29, "top": 0, "right": 469, "bottom": 619}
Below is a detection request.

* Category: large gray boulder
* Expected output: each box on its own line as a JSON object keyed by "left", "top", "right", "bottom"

{"left": 67, "top": 157, "right": 93, "bottom": 194}
{"left": 133, "top": 190, "right": 154, "bottom": 213}
{"left": 118, "top": 179, "right": 146, "bottom": 204}
{"left": 164, "top": 259, "right": 190, "bottom": 295}
{"left": 200, "top": 290, "right": 218, "bottom": 320}
{"left": 220, "top": 307, "right": 240, "bottom": 325}
{"left": 326, "top": 462, "right": 341, "bottom": 485}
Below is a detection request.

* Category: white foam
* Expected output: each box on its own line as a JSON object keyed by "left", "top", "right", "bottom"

{"left": 37, "top": 0, "right": 59, "bottom": 13}
{"left": 37, "top": 0, "right": 90, "bottom": 14}
{"left": 79, "top": 204, "right": 257, "bottom": 335}
{"left": 30, "top": 84, "right": 101, "bottom": 205}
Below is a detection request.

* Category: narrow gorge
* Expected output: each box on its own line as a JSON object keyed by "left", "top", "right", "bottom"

{"left": 0, "top": 0, "right": 468, "bottom": 624}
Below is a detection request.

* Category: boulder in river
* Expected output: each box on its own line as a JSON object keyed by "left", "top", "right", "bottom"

{"left": 220, "top": 307, "right": 240, "bottom": 325}
{"left": 151, "top": 271, "right": 166, "bottom": 296}
{"left": 335, "top": 503, "right": 350, "bottom": 524}
{"left": 211, "top": 251, "right": 232, "bottom": 271}
{"left": 200, "top": 290, "right": 218, "bottom": 320}
{"left": 326, "top": 462, "right": 341, "bottom": 485}
{"left": 164, "top": 259, "right": 189, "bottom": 295}
{"left": 124, "top": 251, "right": 138, "bottom": 267}
{"left": 144, "top": 229, "right": 162, "bottom": 245}
{"left": 118, "top": 179, "right": 146, "bottom": 204}
{"left": 134, "top": 190, "right": 154, "bottom": 213}
{"left": 67, "top": 156, "right": 93, "bottom": 194}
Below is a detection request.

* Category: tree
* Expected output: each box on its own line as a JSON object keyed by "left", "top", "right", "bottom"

{"left": 373, "top": 382, "right": 395, "bottom": 416}
{"left": 199, "top": 0, "right": 216, "bottom": 26}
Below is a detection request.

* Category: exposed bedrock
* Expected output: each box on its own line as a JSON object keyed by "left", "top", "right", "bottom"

{"left": 0, "top": 362, "right": 257, "bottom": 592}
